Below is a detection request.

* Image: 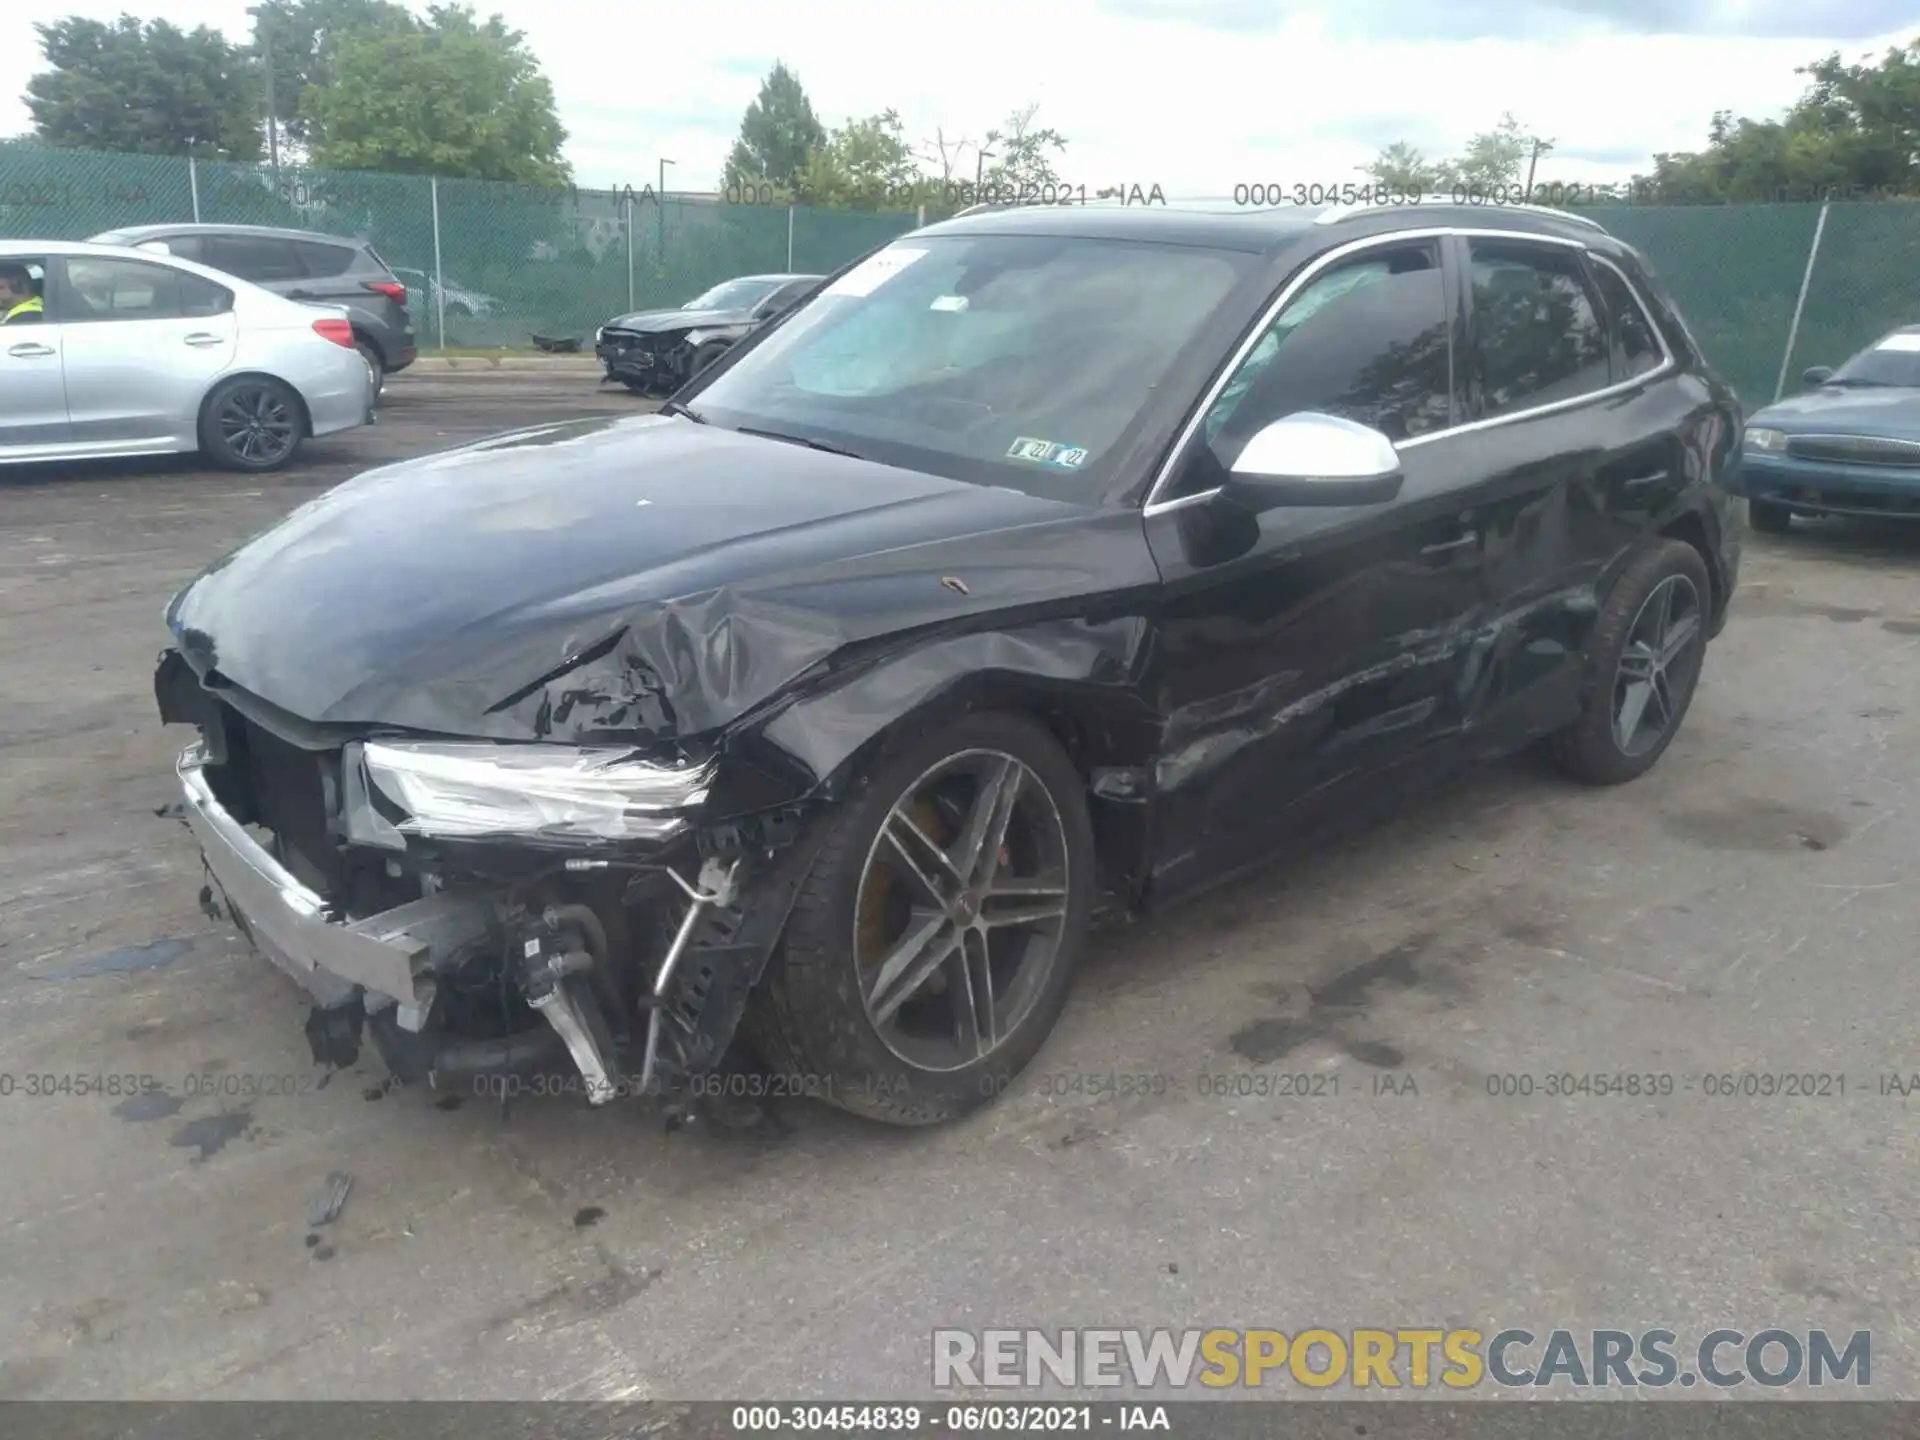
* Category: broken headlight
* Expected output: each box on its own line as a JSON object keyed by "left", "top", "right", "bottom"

{"left": 343, "top": 740, "right": 713, "bottom": 847}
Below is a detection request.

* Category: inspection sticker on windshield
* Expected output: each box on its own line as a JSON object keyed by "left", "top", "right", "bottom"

{"left": 1877, "top": 333, "right": 1920, "bottom": 352}
{"left": 929, "top": 294, "right": 969, "bottom": 312}
{"left": 825, "top": 246, "right": 928, "bottom": 298}
{"left": 1007, "top": 437, "right": 1090, "bottom": 469}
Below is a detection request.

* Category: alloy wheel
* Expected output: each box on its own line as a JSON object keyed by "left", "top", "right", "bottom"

{"left": 1612, "top": 573, "right": 1703, "bottom": 757}
{"left": 217, "top": 385, "right": 297, "bottom": 465}
{"left": 853, "top": 749, "right": 1072, "bottom": 1073}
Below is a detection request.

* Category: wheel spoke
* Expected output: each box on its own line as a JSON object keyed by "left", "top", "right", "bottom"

{"left": 867, "top": 909, "right": 961, "bottom": 1025}
{"left": 1646, "top": 579, "right": 1674, "bottom": 649}
{"left": 1659, "top": 610, "right": 1700, "bottom": 665}
{"left": 1615, "top": 679, "right": 1654, "bottom": 748}
{"left": 1648, "top": 670, "right": 1675, "bottom": 729}
{"left": 954, "top": 757, "right": 1022, "bottom": 886}
{"left": 980, "top": 879, "right": 1069, "bottom": 929}
{"left": 950, "top": 929, "right": 997, "bottom": 1058}
{"left": 1617, "top": 642, "right": 1659, "bottom": 682}
{"left": 881, "top": 810, "right": 962, "bottom": 903}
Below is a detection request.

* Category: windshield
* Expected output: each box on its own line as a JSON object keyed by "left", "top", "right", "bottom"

{"left": 1828, "top": 333, "right": 1920, "bottom": 387}
{"left": 685, "top": 235, "right": 1254, "bottom": 499}
{"left": 685, "top": 278, "right": 782, "bottom": 312}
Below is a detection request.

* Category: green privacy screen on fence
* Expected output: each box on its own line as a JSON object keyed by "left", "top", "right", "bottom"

{"left": 4, "top": 140, "right": 1917, "bottom": 406}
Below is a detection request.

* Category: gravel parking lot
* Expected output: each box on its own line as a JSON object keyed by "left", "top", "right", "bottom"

{"left": 1, "top": 373, "right": 1916, "bottom": 1401}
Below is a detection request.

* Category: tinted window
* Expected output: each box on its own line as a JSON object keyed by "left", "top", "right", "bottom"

{"left": 200, "top": 234, "right": 306, "bottom": 282}
{"left": 1589, "top": 259, "right": 1662, "bottom": 380}
{"left": 60, "top": 257, "right": 232, "bottom": 322}
{"left": 690, "top": 234, "right": 1256, "bottom": 499}
{"left": 290, "top": 239, "right": 357, "bottom": 277}
{"left": 686, "top": 278, "right": 782, "bottom": 311}
{"left": 1202, "top": 240, "right": 1452, "bottom": 464}
{"left": 1468, "top": 240, "right": 1610, "bottom": 416}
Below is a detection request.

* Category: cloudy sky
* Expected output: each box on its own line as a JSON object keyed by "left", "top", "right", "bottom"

{"left": 2, "top": 0, "right": 1915, "bottom": 194}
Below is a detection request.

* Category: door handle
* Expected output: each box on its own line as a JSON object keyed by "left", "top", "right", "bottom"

{"left": 287, "top": 289, "right": 314, "bottom": 299}
{"left": 1420, "top": 531, "right": 1479, "bottom": 557}
{"left": 7, "top": 342, "right": 55, "bottom": 358}
{"left": 1622, "top": 469, "right": 1670, "bottom": 488}
{"left": 183, "top": 333, "right": 227, "bottom": 347}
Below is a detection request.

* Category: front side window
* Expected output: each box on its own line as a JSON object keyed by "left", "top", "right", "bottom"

{"left": 1198, "top": 240, "right": 1452, "bottom": 471}
{"left": 60, "top": 257, "right": 231, "bottom": 322}
{"left": 1468, "top": 240, "right": 1610, "bottom": 417}
{"left": 688, "top": 234, "right": 1255, "bottom": 499}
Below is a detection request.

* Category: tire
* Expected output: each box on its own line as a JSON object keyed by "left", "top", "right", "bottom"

{"left": 1749, "top": 498, "right": 1792, "bottom": 534}
{"left": 748, "top": 711, "right": 1095, "bottom": 1126}
{"left": 1550, "top": 539, "right": 1711, "bottom": 786}
{"left": 620, "top": 378, "right": 653, "bottom": 396}
{"left": 690, "top": 340, "right": 730, "bottom": 378}
{"left": 199, "top": 375, "right": 305, "bottom": 473}
{"left": 355, "top": 340, "right": 385, "bottom": 399}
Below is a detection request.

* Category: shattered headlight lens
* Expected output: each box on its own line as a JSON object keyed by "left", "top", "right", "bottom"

{"left": 345, "top": 741, "right": 712, "bottom": 846}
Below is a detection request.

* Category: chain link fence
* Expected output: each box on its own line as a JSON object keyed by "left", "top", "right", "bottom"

{"left": 4, "top": 140, "right": 1918, "bottom": 403}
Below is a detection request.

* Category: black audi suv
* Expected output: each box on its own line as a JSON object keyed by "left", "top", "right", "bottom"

{"left": 154, "top": 198, "right": 1743, "bottom": 1129}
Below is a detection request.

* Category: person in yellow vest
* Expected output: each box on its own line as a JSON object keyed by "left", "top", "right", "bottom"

{"left": 0, "top": 263, "right": 44, "bottom": 324}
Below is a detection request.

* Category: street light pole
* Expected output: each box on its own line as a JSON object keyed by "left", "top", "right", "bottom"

{"left": 259, "top": 8, "right": 280, "bottom": 175}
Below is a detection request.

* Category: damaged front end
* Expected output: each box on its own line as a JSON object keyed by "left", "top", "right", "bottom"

{"left": 157, "top": 649, "right": 824, "bottom": 1106}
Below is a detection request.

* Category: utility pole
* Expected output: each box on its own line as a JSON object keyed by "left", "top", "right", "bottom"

{"left": 973, "top": 147, "right": 993, "bottom": 202}
{"left": 1524, "top": 136, "right": 1555, "bottom": 201}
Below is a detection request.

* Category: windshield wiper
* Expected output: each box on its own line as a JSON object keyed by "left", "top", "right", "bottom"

{"left": 658, "top": 399, "right": 707, "bottom": 422}
{"left": 731, "top": 424, "right": 864, "bottom": 460}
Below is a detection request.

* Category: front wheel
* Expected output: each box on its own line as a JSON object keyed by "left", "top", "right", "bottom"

{"left": 199, "top": 375, "right": 304, "bottom": 472}
{"left": 1550, "top": 539, "right": 1711, "bottom": 786}
{"left": 689, "top": 340, "right": 730, "bottom": 378}
{"left": 748, "top": 712, "right": 1094, "bottom": 1125}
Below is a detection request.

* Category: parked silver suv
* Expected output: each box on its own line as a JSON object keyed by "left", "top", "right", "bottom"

{"left": 88, "top": 223, "right": 416, "bottom": 388}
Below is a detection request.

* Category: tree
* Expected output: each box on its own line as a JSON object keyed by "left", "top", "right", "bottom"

{"left": 24, "top": 15, "right": 263, "bottom": 159}
{"left": 797, "top": 110, "right": 926, "bottom": 208}
{"left": 248, "top": 0, "right": 414, "bottom": 153}
{"left": 305, "top": 4, "right": 570, "bottom": 184}
{"left": 722, "top": 63, "right": 826, "bottom": 195}
{"left": 1365, "top": 141, "right": 1443, "bottom": 194}
{"left": 978, "top": 104, "right": 1067, "bottom": 194}
{"left": 1433, "top": 112, "right": 1536, "bottom": 192}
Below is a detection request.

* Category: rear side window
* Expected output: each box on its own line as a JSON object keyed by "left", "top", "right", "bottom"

{"left": 1204, "top": 239, "right": 1454, "bottom": 456}
{"left": 200, "top": 234, "right": 307, "bottom": 282}
{"left": 1589, "top": 258, "right": 1663, "bottom": 380}
{"left": 1467, "top": 239, "right": 1611, "bottom": 418}
{"left": 290, "top": 239, "right": 357, "bottom": 277}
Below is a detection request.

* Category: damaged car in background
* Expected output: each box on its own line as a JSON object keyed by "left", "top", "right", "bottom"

{"left": 155, "top": 200, "right": 1742, "bottom": 1126}
{"left": 594, "top": 273, "right": 822, "bottom": 395}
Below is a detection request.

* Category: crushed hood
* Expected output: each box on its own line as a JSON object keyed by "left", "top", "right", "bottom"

{"left": 166, "top": 414, "right": 1108, "bottom": 744}
{"left": 602, "top": 306, "right": 749, "bottom": 334}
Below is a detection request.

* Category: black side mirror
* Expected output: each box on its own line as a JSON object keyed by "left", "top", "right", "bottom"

{"left": 1802, "top": 365, "right": 1834, "bottom": 387}
{"left": 1220, "top": 412, "right": 1406, "bottom": 513}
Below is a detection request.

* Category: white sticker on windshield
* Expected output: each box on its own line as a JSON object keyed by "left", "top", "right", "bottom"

{"left": 930, "top": 294, "right": 969, "bottom": 312}
{"left": 1877, "top": 332, "right": 1920, "bottom": 352}
{"left": 825, "top": 246, "right": 929, "bottom": 298}
{"left": 1007, "top": 437, "right": 1090, "bottom": 469}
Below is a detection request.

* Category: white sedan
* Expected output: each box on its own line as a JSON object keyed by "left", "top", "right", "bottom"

{"left": 0, "top": 238, "right": 376, "bottom": 473}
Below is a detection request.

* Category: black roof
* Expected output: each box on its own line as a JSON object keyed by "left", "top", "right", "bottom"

{"left": 920, "top": 200, "right": 1617, "bottom": 256}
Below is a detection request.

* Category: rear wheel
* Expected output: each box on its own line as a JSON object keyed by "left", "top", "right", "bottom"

{"left": 1749, "top": 498, "right": 1792, "bottom": 534}
{"left": 354, "top": 340, "right": 385, "bottom": 398}
{"left": 1551, "top": 539, "right": 1710, "bottom": 786}
{"left": 748, "top": 712, "right": 1094, "bottom": 1125}
{"left": 199, "top": 375, "right": 304, "bottom": 473}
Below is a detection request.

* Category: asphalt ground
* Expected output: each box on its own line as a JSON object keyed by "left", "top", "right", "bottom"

{"left": 1, "top": 372, "right": 1916, "bottom": 1401}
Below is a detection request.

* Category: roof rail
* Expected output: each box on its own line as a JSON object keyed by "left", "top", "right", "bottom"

{"left": 1314, "top": 196, "right": 1608, "bottom": 233}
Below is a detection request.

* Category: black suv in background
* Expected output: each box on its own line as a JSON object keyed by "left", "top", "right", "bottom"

{"left": 88, "top": 222, "right": 417, "bottom": 386}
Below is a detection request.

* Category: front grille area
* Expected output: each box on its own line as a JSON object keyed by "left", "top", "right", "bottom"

{"left": 227, "top": 705, "right": 340, "bottom": 897}
{"left": 1785, "top": 433, "right": 1920, "bottom": 467}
